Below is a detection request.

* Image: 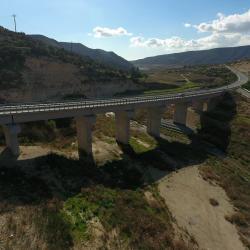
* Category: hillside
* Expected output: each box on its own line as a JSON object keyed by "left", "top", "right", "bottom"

{"left": 30, "top": 35, "right": 134, "bottom": 71}
{"left": 0, "top": 27, "right": 140, "bottom": 103}
{"left": 132, "top": 45, "right": 250, "bottom": 70}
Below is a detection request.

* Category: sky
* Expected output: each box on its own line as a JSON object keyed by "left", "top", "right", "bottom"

{"left": 1, "top": 0, "right": 250, "bottom": 60}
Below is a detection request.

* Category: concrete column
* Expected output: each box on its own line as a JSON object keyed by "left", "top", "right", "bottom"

{"left": 193, "top": 101, "right": 204, "bottom": 112}
{"left": 115, "top": 110, "right": 134, "bottom": 144}
{"left": 174, "top": 102, "right": 189, "bottom": 126}
{"left": 3, "top": 124, "right": 21, "bottom": 156}
{"left": 206, "top": 98, "right": 218, "bottom": 111}
{"left": 75, "top": 115, "right": 96, "bottom": 158}
{"left": 147, "top": 106, "right": 165, "bottom": 137}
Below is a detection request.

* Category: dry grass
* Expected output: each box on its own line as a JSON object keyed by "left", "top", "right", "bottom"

{"left": 145, "top": 65, "right": 237, "bottom": 89}
{"left": 0, "top": 143, "right": 194, "bottom": 250}
{"left": 201, "top": 96, "right": 250, "bottom": 248}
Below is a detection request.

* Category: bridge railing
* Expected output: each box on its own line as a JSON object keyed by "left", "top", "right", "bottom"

{"left": 0, "top": 87, "right": 235, "bottom": 115}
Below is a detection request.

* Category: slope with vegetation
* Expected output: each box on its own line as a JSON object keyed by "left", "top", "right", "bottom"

{"left": 116, "top": 64, "right": 238, "bottom": 96}
{"left": 200, "top": 95, "right": 250, "bottom": 248}
{"left": 30, "top": 35, "right": 134, "bottom": 71}
{"left": 231, "top": 59, "right": 250, "bottom": 91}
{"left": 0, "top": 27, "right": 140, "bottom": 103}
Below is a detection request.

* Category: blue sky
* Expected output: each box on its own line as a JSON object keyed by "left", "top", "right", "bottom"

{"left": 1, "top": 0, "right": 250, "bottom": 60}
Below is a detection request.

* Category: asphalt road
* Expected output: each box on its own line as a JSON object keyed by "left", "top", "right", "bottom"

{"left": 237, "top": 88, "right": 250, "bottom": 98}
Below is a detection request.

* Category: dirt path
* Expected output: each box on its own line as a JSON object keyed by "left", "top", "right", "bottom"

{"left": 157, "top": 166, "right": 245, "bottom": 250}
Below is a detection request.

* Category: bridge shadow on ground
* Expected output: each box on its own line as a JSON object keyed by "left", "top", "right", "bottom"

{"left": 0, "top": 93, "right": 237, "bottom": 248}
{"left": 0, "top": 93, "right": 237, "bottom": 202}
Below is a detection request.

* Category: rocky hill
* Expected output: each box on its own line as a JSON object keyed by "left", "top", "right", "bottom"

{"left": 132, "top": 45, "right": 250, "bottom": 70}
{"left": 30, "top": 35, "right": 134, "bottom": 71}
{"left": 0, "top": 27, "right": 140, "bottom": 103}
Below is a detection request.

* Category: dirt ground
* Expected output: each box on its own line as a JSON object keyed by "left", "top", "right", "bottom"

{"left": 0, "top": 143, "right": 246, "bottom": 250}
{"left": 232, "top": 60, "right": 250, "bottom": 75}
{"left": 0, "top": 138, "right": 123, "bottom": 167}
{"left": 156, "top": 166, "right": 245, "bottom": 250}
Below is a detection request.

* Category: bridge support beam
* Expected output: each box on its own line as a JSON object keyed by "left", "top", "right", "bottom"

{"left": 3, "top": 124, "right": 21, "bottom": 156}
{"left": 174, "top": 102, "right": 189, "bottom": 126}
{"left": 115, "top": 110, "right": 134, "bottom": 144}
{"left": 147, "top": 106, "right": 165, "bottom": 137}
{"left": 76, "top": 115, "right": 96, "bottom": 158}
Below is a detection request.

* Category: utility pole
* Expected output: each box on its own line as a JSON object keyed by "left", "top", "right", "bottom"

{"left": 12, "top": 14, "right": 17, "bottom": 32}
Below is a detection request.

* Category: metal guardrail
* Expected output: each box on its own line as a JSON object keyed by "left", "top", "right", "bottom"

{"left": 0, "top": 67, "right": 247, "bottom": 116}
{"left": 0, "top": 88, "right": 230, "bottom": 115}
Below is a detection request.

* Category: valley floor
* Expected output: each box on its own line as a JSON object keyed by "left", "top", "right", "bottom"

{"left": 157, "top": 166, "right": 244, "bottom": 250}
{"left": 0, "top": 93, "right": 249, "bottom": 250}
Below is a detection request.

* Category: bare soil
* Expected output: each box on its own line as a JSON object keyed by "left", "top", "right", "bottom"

{"left": 156, "top": 166, "right": 245, "bottom": 250}
{"left": 0, "top": 138, "right": 246, "bottom": 250}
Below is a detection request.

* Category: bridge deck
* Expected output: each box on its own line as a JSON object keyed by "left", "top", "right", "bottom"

{"left": 0, "top": 67, "right": 248, "bottom": 125}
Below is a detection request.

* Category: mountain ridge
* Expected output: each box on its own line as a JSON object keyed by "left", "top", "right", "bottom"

{"left": 0, "top": 27, "right": 139, "bottom": 103}
{"left": 30, "top": 35, "right": 133, "bottom": 71}
{"left": 132, "top": 45, "right": 250, "bottom": 69}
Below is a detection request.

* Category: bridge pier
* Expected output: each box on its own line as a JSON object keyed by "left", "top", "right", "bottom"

{"left": 76, "top": 115, "right": 96, "bottom": 158}
{"left": 147, "top": 106, "right": 165, "bottom": 137}
{"left": 3, "top": 124, "right": 21, "bottom": 156}
{"left": 193, "top": 100, "right": 204, "bottom": 112}
{"left": 206, "top": 98, "right": 219, "bottom": 111}
{"left": 174, "top": 102, "right": 190, "bottom": 126}
{"left": 115, "top": 110, "right": 134, "bottom": 144}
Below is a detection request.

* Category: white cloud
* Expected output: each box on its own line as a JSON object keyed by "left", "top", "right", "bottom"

{"left": 92, "top": 26, "right": 132, "bottom": 38}
{"left": 130, "top": 33, "right": 250, "bottom": 53}
{"left": 130, "top": 9, "right": 250, "bottom": 53}
{"left": 184, "top": 23, "right": 192, "bottom": 28}
{"left": 194, "top": 9, "right": 250, "bottom": 33}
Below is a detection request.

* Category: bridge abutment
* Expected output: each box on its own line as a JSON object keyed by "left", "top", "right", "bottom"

{"left": 76, "top": 115, "right": 96, "bottom": 158}
{"left": 115, "top": 110, "right": 134, "bottom": 144}
{"left": 3, "top": 124, "right": 21, "bottom": 156}
{"left": 147, "top": 106, "right": 165, "bottom": 137}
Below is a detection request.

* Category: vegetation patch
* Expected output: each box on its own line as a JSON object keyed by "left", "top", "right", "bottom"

{"left": 0, "top": 26, "right": 132, "bottom": 95}
{"left": 201, "top": 96, "right": 250, "bottom": 248}
{"left": 198, "top": 93, "right": 237, "bottom": 151}
{"left": 243, "top": 80, "right": 250, "bottom": 91}
{"left": 143, "top": 81, "right": 199, "bottom": 95}
{"left": 142, "top": 65, "right": 237, "bottom": 92}
{"left": 61, "top": 186, "right": 174, "bottom": 249}
{"left": 130, "top": 131, "right": 157, "bottom": 154}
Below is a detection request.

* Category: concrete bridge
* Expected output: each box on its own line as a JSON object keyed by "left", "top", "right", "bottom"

{"left": 0, "top": 67, "right": 248, "bottom": 157}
